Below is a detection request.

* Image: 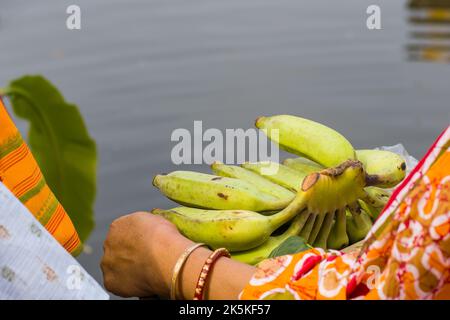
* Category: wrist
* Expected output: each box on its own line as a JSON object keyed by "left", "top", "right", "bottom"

{"left": 151, "top": 230, "right": 195, "bottom": 297}
{"left": 178, "top": 246, "right": 212, "bottom": 300}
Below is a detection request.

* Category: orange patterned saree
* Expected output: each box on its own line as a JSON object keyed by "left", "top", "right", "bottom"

{"left": 240, "top": 127, "right": 450, "bottom": 300}
{"left": 0, "top": 98, "right": 82, "bottom": 255}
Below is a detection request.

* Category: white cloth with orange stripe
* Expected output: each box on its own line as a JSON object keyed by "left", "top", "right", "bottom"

{"left": 0, "top": 181, "right": 108, "bottom": 300}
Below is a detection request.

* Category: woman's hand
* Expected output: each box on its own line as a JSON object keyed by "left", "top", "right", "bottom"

{"left": 101, "top": 211, "right": 256, "bottom": 299}
{"left": 100, "top": 211, "right": 193, "bottom": 298}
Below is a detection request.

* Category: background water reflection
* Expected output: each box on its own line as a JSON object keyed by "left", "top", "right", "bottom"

{"left": 407, "top": 0, "right": 450, "bottom": 62}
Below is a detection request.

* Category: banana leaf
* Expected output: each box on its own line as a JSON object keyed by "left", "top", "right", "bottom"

{"left": 3, "top": 75, "right": 97, "bottom": 241}
{"left": 269, "top": 235, "right": 311, "bottom": 258}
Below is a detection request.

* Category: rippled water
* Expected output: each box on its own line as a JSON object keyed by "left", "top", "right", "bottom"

{"left": 0, "top": 0, "right": 449, "bottom": 297}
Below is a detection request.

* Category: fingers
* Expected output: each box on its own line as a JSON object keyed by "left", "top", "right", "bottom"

{"left": 99, "top": 210, "right": 182, "bottom": 298}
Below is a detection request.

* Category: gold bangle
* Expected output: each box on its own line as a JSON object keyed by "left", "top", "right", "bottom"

{"left": 170, "top": 243, "right": 206, "bottom": 300}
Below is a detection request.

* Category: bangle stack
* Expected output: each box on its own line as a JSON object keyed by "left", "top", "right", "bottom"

{"left": 170, "top": 243, "right": 206, "bottom": 300}
{"left": 170, "top": 243, "right": 230, "bottom": 300}
{"left": 193, "top": 248, "right": 230, "bottom": 300}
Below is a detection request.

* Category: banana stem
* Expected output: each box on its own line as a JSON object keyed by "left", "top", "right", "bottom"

{"left": 282, "top": 210, "right": 310, "bottom": 237}
{"left": 365, "top": 174, "right": 385, "bottom": 187}
{"left": 327, "top": 208, "right": 349, "bottom": 250}
{"left": 335, "top": 208, "right": 348, "bottom": 247}
{"left": 268, "top": 192, "right": 307, "bottom": 231}
{"left": 335, "top": 208, "right": 347, "bottom": 236}
{"left": 299, "top": 213, "right": 316, "bottom": 241}
{"left": 308, "top": 212, "right": 326, "bottom": 244}
{"left": 268, "top": 197, "right": 297, "bottom": 211}
{"left": 313, "top": 211, "right": 335, "bottom": 249}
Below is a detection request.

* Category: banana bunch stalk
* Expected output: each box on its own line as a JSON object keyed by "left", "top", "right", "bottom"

{"left": 152, "top": 115, "right": 406, "bottom": 265}
{"left": 219, "top": 212, "right": 308, "bottom": 265}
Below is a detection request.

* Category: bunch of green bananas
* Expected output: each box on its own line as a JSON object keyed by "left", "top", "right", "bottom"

{"left": 152, "top": 115, "right": 406, "bottom": 265}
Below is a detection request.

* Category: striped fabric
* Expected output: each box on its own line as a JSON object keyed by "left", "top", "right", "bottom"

{"left": 0, "top": 97, "right": 82, "bottom": 256}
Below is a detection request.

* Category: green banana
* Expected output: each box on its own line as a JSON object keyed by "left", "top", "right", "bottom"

{"left": 231, "top": 212, "right": 309, "bottom": 265}
{"left": 256, "top": 115, "right": 356, "bottom": 167}
{"left": 283, "top": 157, "right": 324, "bottom": 174}
{"left": 211, "top": 161, "right": 295, "bottom": 201}
{"left": 299, "top": 213, "right": 317, "bottom": 241}
{"left": 362, "top": 186, "right": 391, "bottom": 209}
{"left": 153, "top": 171, "right": 290, "bottom": 211}
{"left": 358, "top": 200, "right": 377, "bottom": 222}
{"left": 154, "top": 160, "right": 367, "bottom": 252}
{"left": 151, "top": 194, "right": 306, "bottom": 252}
{"left": 308, "top": 212, "right": 326, "bottom": 244}
{"left": 360, "top": 187, "right": 391, "bottom": 220}
{"left": 356, "top": 149, "right": 406, "bottom": 188}
{"left": 313, "top": 211, "right": 335, "bottom": 249}
{"left": 241, "top": 161, "right": 307, "bottom": 192}
{"left": 151, "top": 113, "right": 405, "bottom": 254}
{"left": 327, "top": 208, "right": 349, "bottom": 250}
{"left": 346, "top": 203, "right": 373, "bottom": 244}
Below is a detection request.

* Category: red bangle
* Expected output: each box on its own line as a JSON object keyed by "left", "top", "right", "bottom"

{"left": 193, "top": 248, "right": 230, "bottom": 300}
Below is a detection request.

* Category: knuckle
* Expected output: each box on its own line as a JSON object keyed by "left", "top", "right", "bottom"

{"left": 110, "top": 218, "right": 120, "bottom": 228}
{"left": 99, "top": 259, "right": 109, "bottom": 277}
{"left": 103, "top": 276, "right": 114, "bottom": 292}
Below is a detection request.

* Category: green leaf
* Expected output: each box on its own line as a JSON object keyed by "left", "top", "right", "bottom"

{"left": 268, "top": 236, "right": 311, "bottom": 258}
{"left": 4, "top": 75, "right": 97, "bottom": 241}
